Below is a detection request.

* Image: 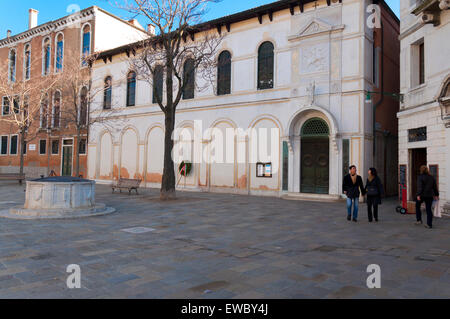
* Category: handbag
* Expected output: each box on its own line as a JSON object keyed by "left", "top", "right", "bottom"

{"left": 367, "top": 185, "right": 379, "bottom": 196}
{"left": 433, "top": 200, "right": 442, "bottom": 218}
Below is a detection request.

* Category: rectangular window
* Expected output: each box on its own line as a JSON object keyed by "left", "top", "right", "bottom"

{"left": 408, "top": 127, "right": 427, "bottom": 142}
{"left": 10, "top": 135, "right": 18, "bottom": 155}
{"left": 13, "top": 97, "right": 20, "bottom": 114}
{"left": 1, "top": 136, "right": 8, "bottom": 155}
{"left": 343, "top": 139, "right": 350, "bottom": 178}
{"left": 39, "top": 140, "right": 47, "bottom": 155}
{"left": 2, "top": 97, "right": 10, "bottom": 116}
{"left": 419, "top": 42, "right": 425, "bottom": 85}
{"left": 78, "top": 138, "right": 86, "bottom": 155}
{"left": 23, "top": 140, "right": 27, "bottom": 155}
{"left": 256, "top": 162, "right": 273, "bottom": 178}
{"left": 51, "top": 140, "right": 59, "bottom": 155}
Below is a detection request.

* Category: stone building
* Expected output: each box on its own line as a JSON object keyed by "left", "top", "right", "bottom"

{"left": 87, "top": 0, "right": 400, "bottom": 199}
{"left": 398, "top": 0, "right": 450, "bottom": 214}
{"left": 0, "top": 6, "right": 145, "bottom": 178}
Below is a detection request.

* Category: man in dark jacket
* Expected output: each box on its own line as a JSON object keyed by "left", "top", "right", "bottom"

{"left": 416, "top": 165, "right": 439, "bottom": 229}
{"left": 343, "top": 165, "right": 366, "bottom": 222}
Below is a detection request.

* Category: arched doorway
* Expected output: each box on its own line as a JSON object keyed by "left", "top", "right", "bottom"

{"left": 300, "top": 118, "right": 330, "bottom": 194}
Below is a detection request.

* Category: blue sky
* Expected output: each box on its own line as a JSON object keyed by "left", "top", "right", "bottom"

{"left": 0, "top": 0, "right": 399, "bottom": 37}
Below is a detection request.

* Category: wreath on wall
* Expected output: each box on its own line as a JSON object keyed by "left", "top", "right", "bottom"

{"left": 178, "top": 161, "right": 192, "bottom": 177}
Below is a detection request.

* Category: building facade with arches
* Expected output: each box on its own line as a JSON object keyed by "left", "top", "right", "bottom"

{"left": 88, "top": 0, "right": 400, "bottom": 199}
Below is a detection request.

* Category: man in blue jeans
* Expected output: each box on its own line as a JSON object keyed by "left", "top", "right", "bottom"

{"left": 342, "top": 165, "right": 366, "bottom": 222}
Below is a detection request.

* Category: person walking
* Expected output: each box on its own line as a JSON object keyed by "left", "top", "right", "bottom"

{"left": 343, "top": 165, "right": 366, "bottom": 222}
{"left": 365, "top": 168, "right": 384, "bottom": 223}
{"left": 416, "top": 165, "right": 439, "bottom": 229}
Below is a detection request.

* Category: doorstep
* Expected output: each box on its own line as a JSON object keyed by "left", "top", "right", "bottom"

{"left": 282, "top": 193, "right": 343, "bottom": 202}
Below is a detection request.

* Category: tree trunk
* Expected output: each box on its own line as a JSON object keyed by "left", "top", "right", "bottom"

{"left": 47, "top": 131, "right": 51, "bottom": 176}
{"left": 160, "top": 62, "right": 177, "bottom": 200}
{"left": 161, "top": 108, "right": 176, "bottom": 200}
{"left": 19, "top": 129, "right": 25, "bottom": 184}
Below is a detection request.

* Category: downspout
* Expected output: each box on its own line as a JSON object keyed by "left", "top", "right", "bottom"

{"left": 373, "top": 20, "right": 384, "bottom": 159}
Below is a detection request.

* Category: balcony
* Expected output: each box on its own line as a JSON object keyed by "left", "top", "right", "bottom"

{"left": 412, "top": 0, "right": 449, "bottom": 15}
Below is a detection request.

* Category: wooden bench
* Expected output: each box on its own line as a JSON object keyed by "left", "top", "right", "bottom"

{"left": 0, "top": 173, "right": 26, "bottom": 184}
{"left": 112, "top": 178, "right": 142, "bottom": 195}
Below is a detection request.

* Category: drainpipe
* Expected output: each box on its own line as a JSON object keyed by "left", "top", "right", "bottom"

{"left": 373, "top": 20, "right": 384, "bottom": 159}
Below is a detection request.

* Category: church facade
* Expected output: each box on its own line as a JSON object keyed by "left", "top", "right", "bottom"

{"left": 87, "top": 0, "right": 400, "bottom": 200}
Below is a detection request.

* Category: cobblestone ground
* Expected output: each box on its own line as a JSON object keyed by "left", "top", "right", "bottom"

{"left": 0, "top": 181, "right": 449, "bottom": 299}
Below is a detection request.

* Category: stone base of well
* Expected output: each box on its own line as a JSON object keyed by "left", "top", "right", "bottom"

{"left": 1, "top": 204, "right": 115, "bottom": 220}
{"left": 0, "top": 177, "right": 115, "bottom": 220}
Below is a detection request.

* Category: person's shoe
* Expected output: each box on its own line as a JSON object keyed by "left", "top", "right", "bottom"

{"left": 415, "top": 221, "right": 423, "bottom": 225}
{"left": 352, "top": 219, "right": 357, "bottom": 223}
{"left": 347, "top": 216, "right": 351, "bottom": 221}
{"left": 369, "top": 220, "right": 373, "bottom": 223}
{"left": 375, "top": 219, "right": 379, "bottom": 222}
{"left": 424, "top": 225, "right": 432, "bottom": 229}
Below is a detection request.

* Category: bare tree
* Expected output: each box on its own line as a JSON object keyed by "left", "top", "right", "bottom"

{"left": 119, "top": 0, "right": 223, "bottom": 200}
{"left": 55, "top": 51, "right": 124, "bottom": 178}
{"left": 0, "top": 58, "right": 60, "bottom": 179}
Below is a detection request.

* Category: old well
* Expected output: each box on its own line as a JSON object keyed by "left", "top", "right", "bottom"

{"left": 1, "top": 177, "right": 115, "bottom": 219}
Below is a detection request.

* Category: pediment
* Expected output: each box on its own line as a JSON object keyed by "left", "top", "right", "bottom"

{"left": 288, "top": 18, "right": 344, "bottom": 41}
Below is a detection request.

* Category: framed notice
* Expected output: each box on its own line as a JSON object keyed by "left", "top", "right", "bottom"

{"left": 256, "top": 162, "right": 272, "bottom": 178}
{"left": 29, "top": 144, "right": 36, "bottom": 151}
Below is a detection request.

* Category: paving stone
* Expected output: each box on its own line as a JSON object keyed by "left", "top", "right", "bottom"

{"left": 0, "top": 184, "right": 448, "bottom": 298}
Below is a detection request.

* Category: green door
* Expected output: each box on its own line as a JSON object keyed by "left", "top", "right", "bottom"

{"left": 300, "top": 118, "right": 330, "bottom": 194}
{"left": 301, "top": 138, "right": 329, "bottom": 194}
{"left": 62, "top": 141, "right": 73, "bottom": 176}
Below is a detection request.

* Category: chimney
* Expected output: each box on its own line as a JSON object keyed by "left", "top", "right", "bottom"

{"left": 7, "top": 30, "right": 11, "bottom": 38}
{"left": 128, "top": 19, "right": 144, "bottom": 30}
{"left": 147, "top": 24, "right": 156, "bottom": 35}
{"left": 29, "top": 9, "right": 39, "bottom": 30}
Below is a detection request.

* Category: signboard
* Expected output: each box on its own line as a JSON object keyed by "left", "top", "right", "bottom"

{"left": 29, "top": 144, "right": 36, "bottom": 151}
{"left": 256, "top": 162, "right": 272, "bottom": 178}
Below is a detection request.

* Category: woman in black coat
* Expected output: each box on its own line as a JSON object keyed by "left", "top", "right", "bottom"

{"left": 365, "top": 168, "right": 384, "bottom": 222}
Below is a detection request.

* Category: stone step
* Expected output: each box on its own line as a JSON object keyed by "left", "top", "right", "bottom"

{"left": 282, "top": 193, "right": 343, "bottom": 202}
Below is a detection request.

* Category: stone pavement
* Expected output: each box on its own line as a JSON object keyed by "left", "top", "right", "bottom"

{"left": 0, "top": 181, "right": 449, "bottom": 299}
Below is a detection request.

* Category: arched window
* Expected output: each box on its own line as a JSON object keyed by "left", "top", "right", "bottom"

{"left": 182, "top": 59, "right": 195, "bottom": 100}
{"left": 80, "top": 87, "right": 88, "bottom": 126}
{"left": 41, "top": 94, "right": 49, "bottom": 128}
{"left": 217, "top": 51, "right": 231, "bottom": 95}
{"left": 104, "top": 76, "right": 112, "bottom": 110}
{"left": 257, "top": 42, "right": 274, "bottom": 90}
{"left": 53, "top": 91, "right": 61, "bottom": 128}
{"left": 126, "top": 71, "right": 136, "bottom": 107}
{"left": 24, "top": 44, "right": 31, "bottom": 80}
{"left": 153, "top": 65, "right": 164, "bottom": 104}
{"left": 301, "top": 118, "right": 330, "bottom": 137}
{"left": 8, "top": 49, "right": 16, "bottom": 82}
{"left": 55, "top": 33, "right": 64, "bottom": 73}
{"left": 81, "top": 24, "right": 91, "bottom": 66}
{"left": 43, "top": 37, "right": 51, "bottom": 75}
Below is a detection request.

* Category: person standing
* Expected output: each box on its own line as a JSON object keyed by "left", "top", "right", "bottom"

{"left": 416, "top": 165, "right": 439, "bottom": 229}
{"left": 343, "top": 165, "right": 366, "bottom": 222}
{"left": 365, "top": 168, "right": 384, "bottom": 223}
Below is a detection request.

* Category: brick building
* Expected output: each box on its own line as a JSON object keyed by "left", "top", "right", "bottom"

{"left": 0, "top": 6, "right": 145, "bottom": 177}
